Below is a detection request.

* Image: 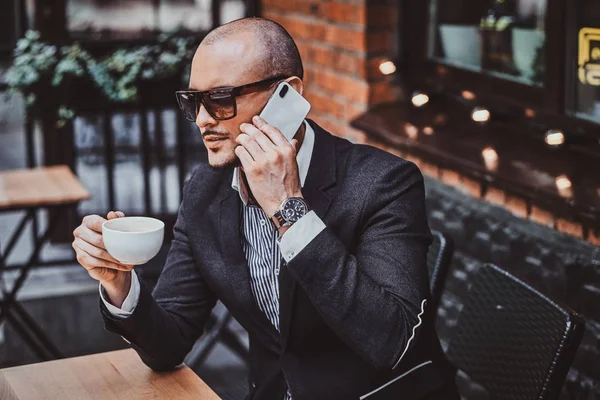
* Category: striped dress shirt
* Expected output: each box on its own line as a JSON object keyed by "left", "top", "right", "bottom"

{"left": 240, "top": 203, "right": 292, "bottom": 400}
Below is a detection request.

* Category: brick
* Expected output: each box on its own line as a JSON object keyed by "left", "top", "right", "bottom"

{"left": 484, "top": 186, "right": 505, "bottom": 206}
{"left": 310, "top": 20, "right": 328, "bottom": 42}
{"left": 311, "top": 46, "right": 332, "bottom": 66}
{"left": 303, "top": 67, "right": 316, "bottom": 87}
{"left": 335, "top": 52, "right": 364, "bottom": 77}
{"left": 304, "top": 90, "right": 345, "bottom": 120}
{"left": 262, "top": 10, "right": 283, "bottom": 24}
{"left": 309, "top": 46, "right": 364, "bottom": 77}
{"left": 309, "top": 69, "right": 369, "bottom": 103}
{"left": 309, "top": 111, "right": 346, "bottom": 136}
{"left": 310, "top": 68, "right": 342, "bottom": 93}
{"left": 323, "top": 2, "right": 366, "bottom": 26}
{"left": 458, "top": 176, "right": 482, "bottom": 198}
{"left": 556, "top": 218, "right": 584, "bottom": 239}
{"left": 262, "top": 0, "right": 314, "bottom": 14}
{"left": 505, "top": 195, "right": 528, "bottom": 218}
{"left": 325, "top": 25, "right": 366, "bottom": 52}
{"left": 262, "top": 9, "right": 277, "bottom": 19}
{"left": 367, "top": 4, "right": 399, "bottom": 28}
{"left": 439, "top": 169, "right": 461, "bottom": 187}
{"left": 265, "top": 13, "right": 319, "bottom": 43}
{"left": 344, "top": 102, "right": 366, "bottom": 121}
{"left": 295, "top": 41, "right": 312, "bottom": 64}
{"left": 530, "top": 206, "right": 555, "bottom": 228}
{"left": 288, "top": 17, "right": 316, "bottom": 41}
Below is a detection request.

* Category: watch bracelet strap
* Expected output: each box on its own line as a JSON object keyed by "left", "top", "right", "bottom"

{"left": 271, "top": 211, "right": 289, "bottom": 229}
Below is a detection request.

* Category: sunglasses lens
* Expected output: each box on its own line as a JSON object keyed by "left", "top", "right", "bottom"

{"left": 176, "top": 92, "right": 199, "bottom": 122}
{"left": 205, "top": 92, "right": 235, "bottom": 120}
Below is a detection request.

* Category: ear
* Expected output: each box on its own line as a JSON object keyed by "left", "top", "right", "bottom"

{"left": 286, "top": 76, "right": 304, "bottom": 96}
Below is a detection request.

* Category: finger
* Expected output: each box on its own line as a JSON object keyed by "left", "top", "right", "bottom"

{"left": 74, "top": 237, "right": 121, "bottom": 265}
{"left": 252, "top": 115, "right": 288, "bottom": 146}
{"left": 234, "top": 145, "right": 254, "bottom": 168}
{"left": 75, "top": 225, "right": 105, "bottom": 249}
{"left": 73, "top": 245, "right": 134, "bottom": 272}
{"left": 240, "top": 122, "right": 276, "bottom": 151}
{"left": 82, "top": 214, "right": 107, "bottom": 233}
{"left": 290, "top": 138, "right": 300, "bottom": 154}
{"left": 236, "top": 132, "right": 264, "bottom": 160}
{"left": 107, "top": 211, "right": 125, "bottom": 220}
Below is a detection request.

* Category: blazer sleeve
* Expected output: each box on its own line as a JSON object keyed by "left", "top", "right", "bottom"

{"left": 100, "top": 174, "right": 218, "bottom": 371}
{"left": 287, "top": 159, "right": 432, "bottom": 371}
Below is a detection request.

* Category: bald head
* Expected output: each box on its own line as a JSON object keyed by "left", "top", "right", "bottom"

{"left": 201, "top": 17, "right": 303, "bottom": 81}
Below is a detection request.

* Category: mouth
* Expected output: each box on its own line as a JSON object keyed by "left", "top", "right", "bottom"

{"left": 204, "top": 136, "right": 228, "bottom": 142}
{"left": 204, "top": 136, "right": 228, "bottom": 149}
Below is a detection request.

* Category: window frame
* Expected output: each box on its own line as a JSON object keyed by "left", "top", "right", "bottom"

{"left": 400, "top": 0, "right": 567, "bottom": 117}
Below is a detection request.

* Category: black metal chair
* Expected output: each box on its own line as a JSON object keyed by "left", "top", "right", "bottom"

{"left": 446, "top": 263, "right": 585, "bottom": 399}
{"left": 427, "top": 230, "right": 454, "bottom": 316}
{"left": 185, "top": 306, "right": 249, "bottom": 368}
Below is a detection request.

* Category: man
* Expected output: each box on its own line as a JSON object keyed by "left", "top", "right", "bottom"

{"left": 72, "top": 17, "right": 458, "bottom": 400}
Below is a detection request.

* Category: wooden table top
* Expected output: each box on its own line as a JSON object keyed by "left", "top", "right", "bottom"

{"left": 0, "top": 349, "right": 221, "bottom": 400}
{"left": 0, "top": 165, "right": 91, "bottom": 211}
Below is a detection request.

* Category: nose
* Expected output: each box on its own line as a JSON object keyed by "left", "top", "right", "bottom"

{"left": 196, "top": 102, "right": 217, "bottom": 130}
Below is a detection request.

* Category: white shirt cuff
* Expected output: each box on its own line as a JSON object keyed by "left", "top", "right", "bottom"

{"left": 99, "top": 271, "right": 140, "bottom": 318}
{"left": 277, "top": 210, "right": 326, "bottom": 262}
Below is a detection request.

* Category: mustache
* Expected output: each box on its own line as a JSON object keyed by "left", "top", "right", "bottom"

{"left": 202, "top": 130, "right": 229, "bottom": 138}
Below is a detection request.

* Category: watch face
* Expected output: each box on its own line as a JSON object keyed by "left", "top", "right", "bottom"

{"left": 282, "top": 198, "right": 308, "bottom": 223}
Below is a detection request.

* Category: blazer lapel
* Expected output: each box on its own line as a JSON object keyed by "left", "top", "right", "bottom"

{"left": 279, "top": 121, "right": 339, "bottom": 349}
{"left": 218, "top": 176, "right": 278, "bottom": 338}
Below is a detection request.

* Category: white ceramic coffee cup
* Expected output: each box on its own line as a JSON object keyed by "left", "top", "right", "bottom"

{"left": 102, "top": 216, "right": 164, "bottom": 265}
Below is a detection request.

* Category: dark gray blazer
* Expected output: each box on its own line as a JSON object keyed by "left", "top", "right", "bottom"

{"left": 101, "top": 120, "right": 459, "bottom": 400}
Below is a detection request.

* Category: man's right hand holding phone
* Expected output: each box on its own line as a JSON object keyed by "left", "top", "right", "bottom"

{"left": 72, "top": 211, "right": 134, "bottom": 308}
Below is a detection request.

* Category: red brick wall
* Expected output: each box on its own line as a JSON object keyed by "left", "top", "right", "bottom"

{"left": 261, "top": 0, "right": 401, "bottom": 143}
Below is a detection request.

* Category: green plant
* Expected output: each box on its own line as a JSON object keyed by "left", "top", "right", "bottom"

{"left": 4, "top": 30, "right": 197, "bottom": 126}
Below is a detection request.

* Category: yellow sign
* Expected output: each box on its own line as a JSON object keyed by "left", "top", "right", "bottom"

{"left": 579, "top": 28, "right": 600, "bottom": 86}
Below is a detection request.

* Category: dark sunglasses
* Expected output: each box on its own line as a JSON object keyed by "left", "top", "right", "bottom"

{"left": 175, "top": 75, "right": 288, "bottom": 122}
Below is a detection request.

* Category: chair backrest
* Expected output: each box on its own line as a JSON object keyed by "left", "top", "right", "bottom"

{"left": 446, "top": 263, "right": 585, "bottom": 400}
{"left": 427, "top": 230, "right": 454, "bottom": 314}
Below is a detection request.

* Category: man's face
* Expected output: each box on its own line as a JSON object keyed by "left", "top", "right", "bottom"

{"left": 189, "top": 33, "right": 274, "bottom": 169}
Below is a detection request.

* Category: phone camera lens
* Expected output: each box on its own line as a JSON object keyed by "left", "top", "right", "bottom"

{"left": 279, "top": 85, "right": 289, "bottom": 98}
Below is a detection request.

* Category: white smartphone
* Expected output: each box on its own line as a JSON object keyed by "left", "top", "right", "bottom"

{"left": 259, "top": 81, "right": 311, "bottom": 142}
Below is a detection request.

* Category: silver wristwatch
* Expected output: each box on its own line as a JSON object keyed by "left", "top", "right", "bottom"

{"left": 270, "top": 197, "right": 310, "bottom": 229}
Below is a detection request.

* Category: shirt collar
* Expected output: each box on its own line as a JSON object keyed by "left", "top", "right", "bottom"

{"left": 232, "top": 120, "right": 315, "bottom": 205}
